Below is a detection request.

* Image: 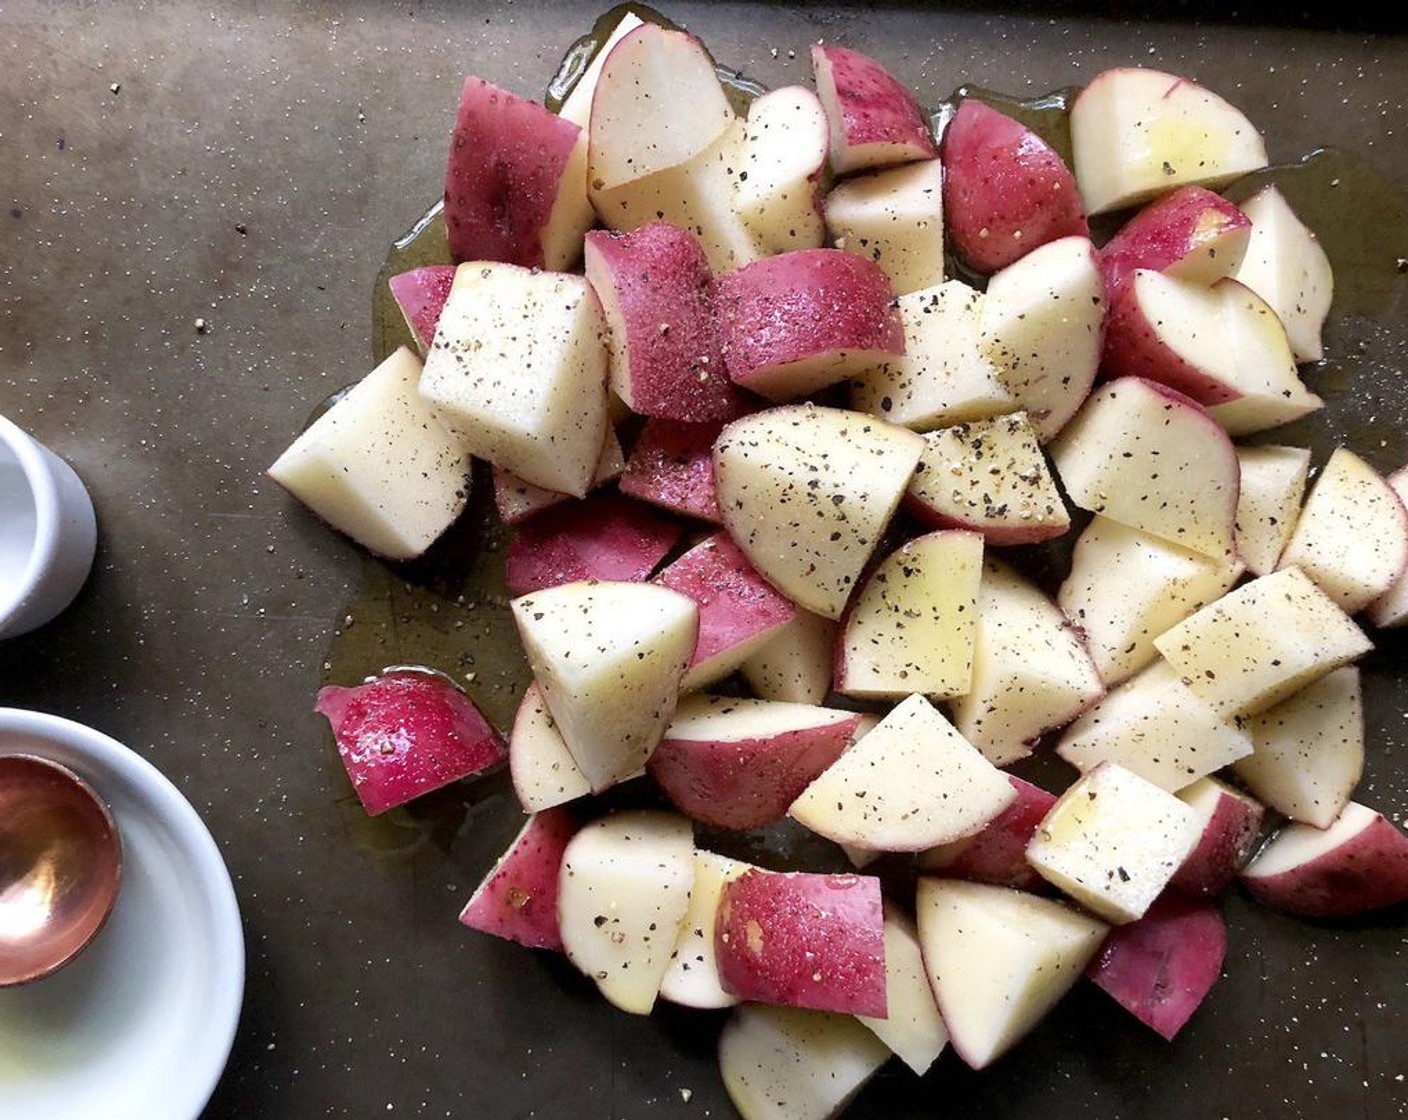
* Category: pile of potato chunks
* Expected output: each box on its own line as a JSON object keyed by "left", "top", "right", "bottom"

{"left": 271, "top": 10, "right": 1408, "bottom": 1119}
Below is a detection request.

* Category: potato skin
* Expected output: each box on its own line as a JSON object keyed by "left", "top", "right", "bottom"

{"left": 942, "top": 99, "right": 1087, "bottom": 275}
{"left": 716, "top": 869, "right": 887, "bottom": 1017}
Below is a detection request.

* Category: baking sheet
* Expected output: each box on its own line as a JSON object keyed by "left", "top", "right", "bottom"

{"left": 4, "top": 3, "right": 1408, "bottom": 1117}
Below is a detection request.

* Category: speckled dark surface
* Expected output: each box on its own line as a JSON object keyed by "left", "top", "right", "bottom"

{"left": 4, "top": 3, "right": 1408, "bottom": 1118}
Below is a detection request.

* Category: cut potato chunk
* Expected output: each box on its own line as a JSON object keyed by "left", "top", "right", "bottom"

{"left": 855, "top": 907, "right": 948, "bottom": 1075}
{"left": 1235, "top": 444, "right": 1311, "bottom": 577}
{"left": 659, "top": 849, "right": 750, "bottom": 1010}
{"left": 508, "top": 682, "right": 591, "bottom": 813}
{"left": 510, "top": 580, "right": 698, "bottom": 792}
{"left": 740, "top": 610, "right": 838, "bottom": 705}
{"left": 950, "top": 558, "right": 1104, "bottom": 767}
{"left": 557, "top": 809, "right": 695, "bottom": 1014}
{"left": 1056, "top": 659, "right": 1253, "bottom": 792}
{"left": 789, "top": 693, "right": 1016, "bottom": 852}
{"left": 1277, "top": 447, "right": 1408, "bottom": 614}
{"left": 420, "top": 263, "right": 608, "bottom": 497}
{"left": 825, "top": 159, "right": 946, "bottom": 295}
{"left": 916, "top": 878, "right": 1106, "bottom": 1069}
{"left": 1027, "top": 762, "right": 1203, "bottom": 924}
{"left": 1235, "top": 666, "right": 1363, "bottom": 828}
{"left": 268, "top": 346, "right": 469, "bottom": 561}
{"left": 1153, "top": 567, "right": 1372, "bottom": 718}
{"left": 719, "top": 1004, "right": 891, "bottom": 1120}
{"left": 1233, "top": 184, "right": 1334, "bottom": 363}
{"left": 835, "top": 530, "right": 983, "bottom": 701}
{"left": 713, "top": 404, "right": 925, "bottom": 619}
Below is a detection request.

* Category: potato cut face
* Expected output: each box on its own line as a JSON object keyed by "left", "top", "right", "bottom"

{"left": 268, "top": 346, "right": 469, "bottom": 561}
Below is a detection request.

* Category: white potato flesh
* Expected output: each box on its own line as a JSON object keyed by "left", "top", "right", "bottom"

{"left": 1154, "top": 567, "right": 1373, "bottom": 717}
{"left": 1369, "top": 465, "right": 1408, "bottom": 627}
{"left": 511, "top": 580, "right": 698, "bottom": 792}
{"left": 915, "top": 878, "right": 1107, "bottom": 1070}
{"left": 1027, "top": 762, "right": 1203, "bottom": 924}
{"left": 1233, "top": 185, "right": 1334, "bottom": 363}
{"left": 979, "top": 235, "right": 1105, "bottom": 441}
{"left": 1049, "top": 377, "right": 1239, "bottom": 561}
{"left": 719, "top": 1003, "right": 891, "bottom": 1120}
{"left": 713, "top": 404, "right": 926, "bottom": 619}
{"left": 735, "top": 85, "right": 829, "bottom": 256}
{"left": 1277, "top": 447, "right": 1408, "bottom": 614}
{"left": 906, "top": 412, "right": 1070, "bottom": 543}
{"left": 740, "top": 610, "right": 838, "bottom": 705}
{"left": 951, "top": 558, "right": 1105, "bottom": 767}
{"left": 557, "top": 11, "right": 646, "bottom": 129}
{"left": 855, "top": 908, "right": 949, "bottom": 1075}
{"left": 586, "top": 23, "right": 735, "bottom": 191}
{"left": 1070, "top": 67, "right": 1269, "bottom": 216}
{"left": 1204, "top": 280, "right": 1322, "bottom": 436}
{"left": 1058, "top": 516, "right": 1243, "bottom": 687}
{"left": 836, "top": 530, "right": 983, "bottom": 701}
{"left": 825, "top": 159, "right": 946, "bottom": 296}
{"left": 1056, "top": 659, "right": 1253, "bottom": 792}
{"left": 1235, "top": 444, "right": 1311, "bottom": 577}
{"left": 789, "top": 693, "right": 1016, "bottom": 851}
{"left": 1235, "top": 666, "right": 1364, "bottom": 828}
{"left": 557, "top": 810, "right": 695, "bottom": 1015}
{"left": 508, "top": 682, "right": 591, "bottom": 813}
{"left": 420, "top": 263, "right": 608, "bottom": 497}
{"left": 659, "top": 849, "right": 750, "bottom": 1010}
{"left": 268, "top": 346, "right": 469, "bottom": 561}
{"left": 849, "top": 281, "right": 1014, "bottom": 430}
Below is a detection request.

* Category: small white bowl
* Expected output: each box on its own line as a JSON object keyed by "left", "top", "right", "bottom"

{"left": 0, "top": 414, "right": 97, "bottom": 639}
{"left": 0, "top": 710, "right": 245, "bottom": 1120}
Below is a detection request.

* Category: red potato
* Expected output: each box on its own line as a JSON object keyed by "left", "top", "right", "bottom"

{"left": 458, "top": 807, "right": 579, "bottom": 952}
{"left": 584, "top": 223, "right": 746, "bottom": 424}
{"left": 1086, "top": 894, "right": 1227, "bottom": 1041}
{"left": 717, "top": 250, "right": 905, "bottom": 401}
{"left": 654, "top": 532, "right": 797, "bottom": 691}
{"left": 811, "top": 44, "right": 937, "bottom": 175}
{"left": 618, "top": 417, "right": 725, "bottom": 523}
{"left": 388, "top": 265, "right": 456, "bottom": 354}
{"left": 1098, "top": 186, "right": 1252, "bottom": 294}
{"left": 443, "top": 76, "right": 592, "bottom": 269}
{"left": 315, "top": 670, "right": 506, "bottom": 816}
{"left": 941, "top": 98, "right": 1088, "bottom": 275}
{"left": 917, "top": 775, "right": 1058, "bottom": 891}
{"left": 1049, "top": 377, "right": 1240, "bottom": 562}
{"left": 503, "top": 491, "right": 683, "bottom": 597}
{"left": 904, "top": 413, "right": 1070, "bottom": 545}
{"left": 1241, "top": 802, "right": 1408, "bottom": 918}
{"left": 716, "top": 869, "right": 887, "bottom": 1017}
{"left": 741, "top": 609, "right": 838, "bottom": 706}
{"left": 1170, "top": 777, "right": 1265, "bottom": 897}
{"left": 648, "top": 695, "right": 859, "bottom": 830}
{"left": 508, "top": 683, "right": 590, "bottom": 813}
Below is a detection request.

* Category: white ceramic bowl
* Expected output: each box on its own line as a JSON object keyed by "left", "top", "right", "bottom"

{"left": 0, "top": 710, "right": 244, "bottom": 1120}
{"left": 0, "top": 415, "right": 97, "bottom": 639}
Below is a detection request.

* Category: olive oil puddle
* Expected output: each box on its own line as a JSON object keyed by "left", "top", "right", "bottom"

{"left": 326, "top": 11, "right": 1408, "bottom": 859}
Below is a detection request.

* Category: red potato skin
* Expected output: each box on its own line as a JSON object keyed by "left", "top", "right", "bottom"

{"left": 458, "top": 807, "right": 580, "bottom": 952}
{"left": 315, "top": 671, "right": 507, "bottom": 816}
{"left": 618, "top": 418, "right": 726, "bottom": 523}
{"left": 655, "top": 532, "right": 796, "bottom": 682}
{"left": 1100, "top": 272, "right": 1243, "bottom": 405}
{"left": 584, "top": 223, "right": 748, "bottom": 424}
{"left": 1087, "top": 894, "right": 1227, "bottom": 1041}
{"left": 388, "top": 266, "right": 456, "bottom": 352}
{"left": 941, "top": 99, "right": 1088, "bottom": 275}
{"left": 503, "top": 491, "right": 683, "bottom": 597}
{"left": 717, "top": 249, "right": 905, "bottom": 395}
{"left": 812, "top": 44, "right": 937, "bottom": 170}
{"left": 1242, "top": 816, "right": 1408, "bottom": 918}
{"left": 929, "top": 776, "right": 1057, "bottom": 890}
{"left": 1099, "top": 186, "right": 1251, "bottom": 294}
{"left": 648, "top": 710, "right": 860, "bottom": 830}
{"left": 444, "top": 76, "right": 581, "bottom": 266}
{"left": 716, "top": 869, "right": 888, "bottom": 1016}
{"left": 1169, "top": 788, "right": 1265, "bottom": 897}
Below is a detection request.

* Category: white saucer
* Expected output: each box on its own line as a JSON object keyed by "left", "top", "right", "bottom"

{"left": 0, "top": 709, "right": 244, "bottom": 1120}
